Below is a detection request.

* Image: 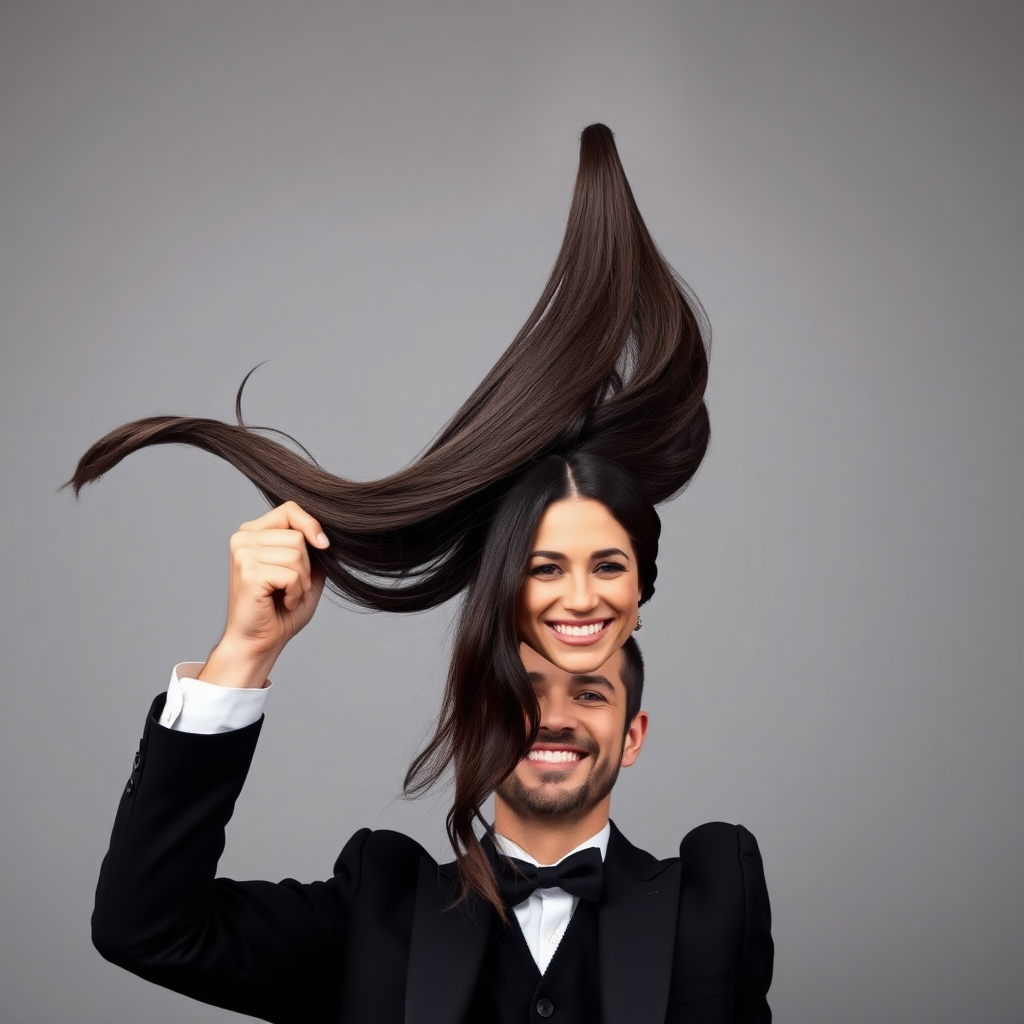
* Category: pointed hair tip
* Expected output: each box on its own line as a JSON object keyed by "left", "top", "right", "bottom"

{"left": 578, "top": 124, "right": 620, "bottom": 163}
{"left": 581, "top": 123, "right": 614, "bottom": 140}
{"left": 57, "top": 475, "right": 85, "bottom": 500}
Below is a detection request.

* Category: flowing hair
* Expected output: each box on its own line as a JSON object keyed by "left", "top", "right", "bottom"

{"left": 68, "top": 124, "right": 710, "bottom": 912}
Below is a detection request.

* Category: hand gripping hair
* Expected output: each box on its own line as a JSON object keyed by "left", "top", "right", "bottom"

{"left": 69, "top": 124, "right": 710, "bottom": 912}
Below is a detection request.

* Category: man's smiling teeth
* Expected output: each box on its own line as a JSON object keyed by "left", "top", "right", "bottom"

{"left": 551, "top": 622, "right": 606, "bottom": 636}
{"left": 527, "top": 750, "right": 581, "bottom": 763}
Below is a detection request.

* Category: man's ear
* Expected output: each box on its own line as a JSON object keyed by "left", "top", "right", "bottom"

{"left": 620, "top": 710, "right": 649, "bottom": 767}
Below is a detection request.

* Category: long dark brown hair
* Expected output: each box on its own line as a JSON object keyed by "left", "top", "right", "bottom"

{"left": 68, "top": 124, "right": 710, "bottom": 911}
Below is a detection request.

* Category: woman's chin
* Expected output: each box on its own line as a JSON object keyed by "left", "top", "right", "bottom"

{"left": 540, "top": 636, "right": 624, "bottom": 674}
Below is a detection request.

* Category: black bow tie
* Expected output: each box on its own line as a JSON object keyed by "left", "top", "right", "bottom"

{"left": 494, "top": 847, "right": 604, "bottom": 908}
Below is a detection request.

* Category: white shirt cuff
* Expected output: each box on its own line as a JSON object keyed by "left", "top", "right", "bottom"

{"left": 159, "top": 662, "right": 271, "bottom": 734}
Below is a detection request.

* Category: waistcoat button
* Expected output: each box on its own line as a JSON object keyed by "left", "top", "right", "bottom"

{"left": 536, "top": 998, "right": 554, "bottom": 1017}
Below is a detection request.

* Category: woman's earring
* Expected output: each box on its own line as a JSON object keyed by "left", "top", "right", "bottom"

{"left": 635, "top": 613, "right": 643, "bottom": 631}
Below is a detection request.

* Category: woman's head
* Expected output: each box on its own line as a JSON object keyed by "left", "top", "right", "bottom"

{"left": 519, "top": 496, "right": 642, "bottom": 674}
{"left": 469, "top": 451, "right": 660, "bottom": 675}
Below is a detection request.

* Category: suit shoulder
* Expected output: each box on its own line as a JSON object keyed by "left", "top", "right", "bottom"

{"left": 332, "top": 827, "right": 428, "bottom": 877}
{"left": 679, "top": 821, "right": 764, "bottom": 872}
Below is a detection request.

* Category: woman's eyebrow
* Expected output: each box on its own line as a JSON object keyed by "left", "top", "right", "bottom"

{"left": 528, "top": 548, "right": 630, "bottom": 560}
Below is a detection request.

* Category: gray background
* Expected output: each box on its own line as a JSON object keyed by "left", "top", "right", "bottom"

{"left": 2, "top": 1, "right": 1021, "bottom": 1021}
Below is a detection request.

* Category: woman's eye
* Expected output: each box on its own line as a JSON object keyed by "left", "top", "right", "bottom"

{"left": 530, "top": 564, "right": 561, "bottom": 578}
{"left": 595, "top": 562, "right": 626, "bottom": 574}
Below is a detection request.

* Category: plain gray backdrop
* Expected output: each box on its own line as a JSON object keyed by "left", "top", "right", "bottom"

{"left": 2, "top": 2, "right": 1021, "bottom": 1022}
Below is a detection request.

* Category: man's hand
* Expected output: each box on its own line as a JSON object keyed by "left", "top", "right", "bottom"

{"left": 198, "top": 501, "right": 330, "bottom": 689}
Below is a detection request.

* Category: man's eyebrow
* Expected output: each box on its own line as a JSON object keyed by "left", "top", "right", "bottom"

{"left": 526, "top": 672, "right": 546, "bottom": 683}
{"left": 570, "top": 674, "right": 615, "bottom": 692}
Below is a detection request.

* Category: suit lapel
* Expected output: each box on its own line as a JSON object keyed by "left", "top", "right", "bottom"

{"left": 599, "top": 822, "right": 682, "bottom": 1024}
{"left": 405, "top": 825, "right": 679, "bottom": 1024}
{"left": 405, "top": 855, "right": 493, "bottom": 1024}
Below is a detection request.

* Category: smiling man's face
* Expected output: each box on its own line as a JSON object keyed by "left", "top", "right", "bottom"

{"left": 494, "top": 643, "right": 648, "bottom": 833}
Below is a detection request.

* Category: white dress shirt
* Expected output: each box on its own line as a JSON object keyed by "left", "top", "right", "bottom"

{"left": 492, "top": 826, "right": 610, "bottom": 973}
{"left": 160, "top": 662, "right": 272, "bottom": 733}
{"left": 159, "top": 664, "right": 609, "bottom": 973}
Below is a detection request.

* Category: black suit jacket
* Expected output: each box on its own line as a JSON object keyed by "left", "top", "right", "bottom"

{"left": 92, "top": 696, "right": 773, "bottom": 1023}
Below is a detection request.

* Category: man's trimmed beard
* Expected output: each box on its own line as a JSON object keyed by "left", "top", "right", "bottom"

{"left": 496, "top": 735, "right": 623, "bottom": 822}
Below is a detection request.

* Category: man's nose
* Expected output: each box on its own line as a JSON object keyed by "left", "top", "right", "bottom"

{"left": 539, "top": 693, "right": 579, "bottom": 732}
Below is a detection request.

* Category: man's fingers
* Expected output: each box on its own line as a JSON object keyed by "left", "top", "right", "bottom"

{"left": 246, "top": 564, "right": 304, "bottom": 611}
{"left": 233, "top": 529, "right": 314, "bottom": 553}
{"left": 244, "top": 543, "right": 311, "bottom": 580}
{"left": 214, "top": 505, "right": 329, "bottom": 664}
{"left": 238, "top": 501, "right": 330, "bottom": 550}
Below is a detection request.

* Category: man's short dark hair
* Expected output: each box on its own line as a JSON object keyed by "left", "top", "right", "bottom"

{"left": 620, "top": 635, "right": 645, "bottom": 730}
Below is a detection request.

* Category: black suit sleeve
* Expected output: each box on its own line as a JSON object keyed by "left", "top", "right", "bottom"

{"left": 92, "top": 695, "right": 365, "bottom": 1024}
{"left": 674, "top": 822, "right": 773, "bottom": 1024}
{"left": 733, "top": 824, "right": 773, "bottom": 1024}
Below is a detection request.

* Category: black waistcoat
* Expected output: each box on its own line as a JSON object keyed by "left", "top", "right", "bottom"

{"left": 464, "top": 899, "right": 601, "bottom": 1024}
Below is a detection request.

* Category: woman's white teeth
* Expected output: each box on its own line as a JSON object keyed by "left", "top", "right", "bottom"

{"left": 553, "top": 622, "right": 605, "bottom": 636}
{"left": 528, "top": 750, "right": 581, "bottom": 763}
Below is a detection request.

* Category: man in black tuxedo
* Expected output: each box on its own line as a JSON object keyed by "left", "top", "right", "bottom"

{"left": 92, "top": 503, "right": 772, "bottom": 1023}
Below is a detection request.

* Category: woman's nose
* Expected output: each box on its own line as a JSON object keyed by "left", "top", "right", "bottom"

{"left": 561, "top": 570, "right": 598, "bottom": 612}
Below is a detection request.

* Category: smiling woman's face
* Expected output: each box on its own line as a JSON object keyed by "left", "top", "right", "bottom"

{"left": 516, "top": 497, "right": 642, "bottom": 675}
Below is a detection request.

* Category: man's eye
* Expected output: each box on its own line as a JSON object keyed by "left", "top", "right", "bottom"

{"left": 577, "top": 691, "right": 606, "bottom": 702}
